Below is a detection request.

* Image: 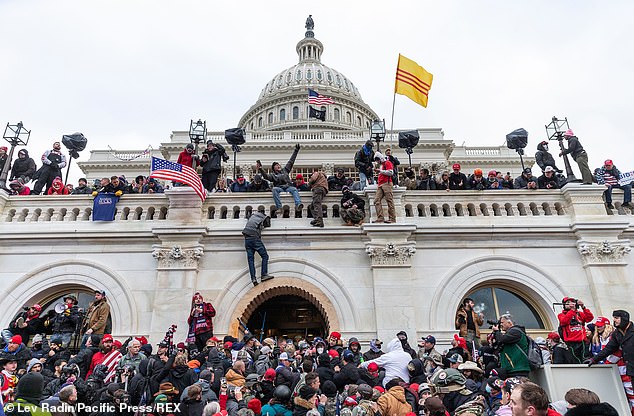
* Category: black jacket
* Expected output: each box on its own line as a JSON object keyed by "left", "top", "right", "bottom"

{"left": 333, "top": 362, "right": 359, "bottom": 391}
{"left": 449, "top": 172, "right": 468, "bottom": 190}
{"left": 537, "top": 174, "right": 559, "bottom": 189}
{"left": 341, "top": 192, "right": 365, "bottom": 212}
{"left": 561, "top": 136, "right": 586, "bottom": 160}
{"left": 328, "top": 175, "right": 349, "bottom": 191}
{"left": 535, "top": 142, "right": 561, "bottom": 172}
{"left": 417, "top": 176, "right": 437, "bottom": 190}
{"left": 161, "top": 365, "right": 198, "bottom": 394}
{"left": 354, "top": 146, "right": 375, "bottom": 175}
{"left": 593, "top": 323, "right": 634, "bottom": 376}
{"left": 201, "top": 144, "right": 229, "bottom": 173}
{"left": 69, "top": 345, "right": 99, "bottom": 377}
{"left": 10, "top": 151, "right": 37, "bottom": 180}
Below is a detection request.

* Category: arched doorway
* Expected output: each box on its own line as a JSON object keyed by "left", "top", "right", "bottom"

{"left": 231, "top": 280, "right": 338, "bottom": 340}
{"left": 39, "top": 288, "right": 113, "bottom": 335}
{"left": 245, "top": 295, "right": 328, "bottom": 340}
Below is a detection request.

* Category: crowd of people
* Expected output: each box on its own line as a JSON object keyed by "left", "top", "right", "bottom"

{"left": 1, "top": 288, "right": 632, "bottom": 416}
{"left": 3, "top": 130, "right": 631, "bottom": 214}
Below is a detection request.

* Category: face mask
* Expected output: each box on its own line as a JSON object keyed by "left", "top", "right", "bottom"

{"left": 543, "top": 145, "right": 548, "bottom": 151}
{"left": 317, "top": 347, "right": 324, "bottom": 354}
{"left": 485, "top": 385, "right": 492, "bottom": 394}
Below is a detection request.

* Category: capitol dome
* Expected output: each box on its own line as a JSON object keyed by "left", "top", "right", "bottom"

{"left": 239, "top": 17, "right": 379, "bottom": 132}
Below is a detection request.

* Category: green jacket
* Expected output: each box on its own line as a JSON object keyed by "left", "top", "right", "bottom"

{"left": 4, "top": 398, "right": 52, "bottom": 416}
{"left": 496, "top": 326, "right": 530, "bottom": 375}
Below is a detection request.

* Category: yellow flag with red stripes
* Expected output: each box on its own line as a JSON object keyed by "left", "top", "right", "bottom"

{"left": 395, "top": 54, "right": 433, "bottom": 108}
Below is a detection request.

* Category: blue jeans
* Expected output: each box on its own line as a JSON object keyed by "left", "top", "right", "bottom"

{"left": 604, "top": 184, "right": 632, "bottom": 204}
{"left": 359, "top": 172, "right": 374, "bottom": 190}
{"left": 1, "top": 329, "right": 14, "bottom": 344}
{"left": 272, "top": 186, "right": 301, "bottom": 208}
{"left": 245, "top": 238, "right": 269, "bottom": 281}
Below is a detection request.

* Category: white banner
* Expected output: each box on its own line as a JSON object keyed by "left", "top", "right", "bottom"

{"left": 619, "top": 171, "right": 634, "bottom": 186}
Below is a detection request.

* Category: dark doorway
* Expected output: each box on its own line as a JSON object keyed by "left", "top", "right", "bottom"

{"left": 245, "top": 295, "right": 328, "bottom": 341}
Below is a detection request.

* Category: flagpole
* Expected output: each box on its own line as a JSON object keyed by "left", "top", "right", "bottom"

{"left": 389, "top": 92, "right": 396, "bottom": 145}
{"left": 307, "top": 90, "right": 310, "bottom": 132}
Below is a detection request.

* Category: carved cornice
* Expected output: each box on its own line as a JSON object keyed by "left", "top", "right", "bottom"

{"left": 152, "top": 245, "right": 204, "bottom": 269}
{"left": 577, "top": 240, "right": 631, "bottom": 265}
{"left": 366, "top": 242, "right": 416, "bottom": 267}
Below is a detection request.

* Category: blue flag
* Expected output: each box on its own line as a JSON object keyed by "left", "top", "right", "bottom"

{"left": 92, "top": 193, "right": 120, "bottom": 221}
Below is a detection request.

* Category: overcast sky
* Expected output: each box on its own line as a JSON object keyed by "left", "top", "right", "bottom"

{"left": 1, "top": 1, "right": 633, "bottom": 183}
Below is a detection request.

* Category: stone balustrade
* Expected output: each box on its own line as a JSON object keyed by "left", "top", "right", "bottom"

{"left": 1, "top": 184, "right": 628, "bottom": 225}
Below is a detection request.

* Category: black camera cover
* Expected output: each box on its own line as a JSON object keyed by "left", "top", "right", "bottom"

{"left": 398, "top": 130, "right": 420, "bottom": 149}
{"left": 62, "top": 133, "right": 88, "bottom": 159}
{"left": 225, "top": 128, "right": 246, "bottom": 146}
{"left": 506, "top": 128, "right": 528, "bottom": 150}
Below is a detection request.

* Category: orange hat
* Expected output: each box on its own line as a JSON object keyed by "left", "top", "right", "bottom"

{"left": 474, "top": 168, "right": 483, "bottom": 176}
{"left": 187, "top": 360, "right": 201, "bottom": 369}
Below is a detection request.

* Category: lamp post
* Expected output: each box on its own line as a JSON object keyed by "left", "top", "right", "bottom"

{"left": 0, "top": 121, "right": 31, "bottom": 190}
{"left": 189, "top": 119, "right": 206, "bottom": 152}
{"left": 545, "top": 116, "right": 577, "bottom": 181}
{"left": 370, "top": 119, "right": 386, "bottom": 152}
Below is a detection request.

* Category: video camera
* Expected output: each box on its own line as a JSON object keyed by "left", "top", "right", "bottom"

{"left": 487, "top": 319, "right": 501, "bottom": 329}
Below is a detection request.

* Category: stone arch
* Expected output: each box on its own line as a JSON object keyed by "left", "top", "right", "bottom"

{"left": 213, "top": 257, "right": 356, "bottom": 337}
{"left": 429, "top": 256, "right": 565, "bottom": 331}
{"left": 0, "top": 260, "right": 138, "bottom": 335}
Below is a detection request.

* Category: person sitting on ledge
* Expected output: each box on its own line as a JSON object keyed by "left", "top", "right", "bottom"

{"left": 595, "top": 159, "right": 632, "bottom": 209}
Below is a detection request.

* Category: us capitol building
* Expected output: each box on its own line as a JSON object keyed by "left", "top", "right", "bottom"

{"left": 1, "top": 18, "right": 632, "bottom": 348}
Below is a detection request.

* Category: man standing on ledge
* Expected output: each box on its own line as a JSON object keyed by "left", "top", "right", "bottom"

{"left": 309, "top": 168, "right": 328, "bottom": 228}
{"left": 558, "top": 296, "right": 594, "bottom": 363}
{"left": 372, "top": 152, "right": 395, "bottom": 224}
{"left": 559, "top": 129, "right": 593, "bottom": 184}
{"left": 242, "top": 211, "right": 275, "bottom": 286}
{"left": 455, "top": 298, "right": 484, "bottom": 348}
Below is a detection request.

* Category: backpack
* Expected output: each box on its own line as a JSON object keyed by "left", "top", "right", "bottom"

{"left": 517, "top": 334, "right": 544, "bottom": 370}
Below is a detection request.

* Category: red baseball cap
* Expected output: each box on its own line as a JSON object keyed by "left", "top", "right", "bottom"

{"left": 367, "top": 362, "right": 379, "bottom": 372}
{"left": 547, "top": 332, "right": 560, "bottom": 341}
{"left": 329, "top": 331, "right": 341, "bottom": 340}
{"left": 328, "top": 349, "right": 339, "bottom": 359}
{"left": 452, "top": 163, "right": 461, "bottom": 170}
{"left": 10, "top": 335, "right": 22, "bottom": 344}
{"left": 595, "top": 317, "right": 611, "bottom": 327}
{"left": 32, "top": 304, "right": 42, "bottom": 312}
{"left": 223, "top": 341, "right": 233, "bottom": 350}
{"left": 604, "top": 159, "right": 613, "bottom": 165}
{"left": 102, "top": 334, "right": 113, "bottom": 342}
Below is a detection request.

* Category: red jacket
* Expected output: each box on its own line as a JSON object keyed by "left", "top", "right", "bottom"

{"left": 177, "top": 150, "right": 199, "bottom": 169}
{"left": 377, "top": 160, "right": 394, "bottom": 186}
{"left": 187, "top": 302, "right": 216, "bottom": 335}
{"left": 558, "top": 308, "right": 594, "bottom": 342}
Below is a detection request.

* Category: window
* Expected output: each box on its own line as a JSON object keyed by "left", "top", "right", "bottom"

{"left": 334, "top": 108, "right": 340, "bottom": 121}
{"left": 345, "top": 111, "right": 351, "bottom": 123}
{"left": 296, "top": 70, "right": 302, "bottom": 81}
{"left": 317, "top": 70, "right": 323, "bottom": 81}
{"left": 464, "top": 286, "right": 546, "bottom": 329}
{"left": 280, "top": 109, "right": 286, "bottom": 121}
{"left": 268, "top": 112, "right": 273, "bottom": 124}
{"left": 250, "top": 122, "right": 254, "bottom": 130}
{"left": 258, "top": 117, "right": 263, "bottom": 127}
{"left": 356, "top": 116, "right": 361, "bottom": 126}
{"left": 307, "top": 69, "right": 313, "bottom": 80}
{"left": 292, "top": 106, "right": 299, "bottom": 120}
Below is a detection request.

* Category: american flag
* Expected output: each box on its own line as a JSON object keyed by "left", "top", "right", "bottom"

{"left": 150, "top": 157, "right": 207, "bottom": 201}
{"left": 308, "top": 89, "right": 334, "bottom": 105}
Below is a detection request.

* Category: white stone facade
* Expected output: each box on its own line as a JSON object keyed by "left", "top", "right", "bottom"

{"left": 1, "top": 184, "right": 632, "bottom": 349}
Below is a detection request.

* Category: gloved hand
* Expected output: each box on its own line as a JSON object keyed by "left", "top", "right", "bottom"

{"left": 295, "top": 143, "right": 301, "bottom": 151}
{"left": 585, "top": 358, "right": 595, "bottom": 367}
{"left": 115, "top": 190, "right": 123, "bottom": 197}
{"left": 91, "top": 191, "right": 98, "bottom": 197}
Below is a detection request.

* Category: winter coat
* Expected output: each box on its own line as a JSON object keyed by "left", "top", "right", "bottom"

{"left": 248, "top": 179, "right": 271, "bottom": 192}
{"left": 255, "top": 354, "right": 272, "bottom": 376}
{"left": 177, "top": 150, "right": 199, "bottom": 169}
{"left": 293, "top": 397, "right": 324, "bottom": 416}
{"left": 535, "top": 143, "right": 560, "bottom": 172}
{"left": 416, "top": 176, "right": 437, "bottom": 191}
{"left": 2, "top": 343, "right": 32, "bottom": 370}
{"left": 558, "top": 308, "right": 594, "bottom": 343}
{"left": 47, "top": 178, "right": 69, "bottom": 195}
{"left": 68, "top": 345, "right": 99, "bottom": 377}
{"left": 71, "top": 185, "right": 93, "bottom": 195}
{"left": 309, "top": 171, "right": 328, "bottom": 192}
{"left": 360, "top": 338, "right": 411, "bottom": 386}
{"left": 316, "top": 362, "right": 335, "bottom": 386}
{"left": 592, "top": 322, "right": 634, "bottom": 376}
{"left": 201, "top": 144, "right": 228, "bottom": 173}
{"left": 51, "top": 307, "right": 81, "bottom": 334}
{"left": 327, "top": 175, "right": 349, "bottom": 191}
{"left": 181, "top": 380, "right": 218, "bottom": 404}
{"left": 83, "top": 299, "right": 110, "bottom": 334}
{"left": 226, "top": 369, "right": 246, "bottom": 387}
{"left": 10, "top": 150, "right": 36, "bottom": 181}
{"left": 561, "top": 136, "right": 586, "bottom": 160}
{"left": 341, "top": 192, "right": 365, "bottom": 212}
{"left": 187, "top": 301, "right": 216, "bottom": 336}
{"left": 354, "top": 145, "right": 375, "bottom": 176}
{"left": 494, "top": 325, "right": 530, "bottom": 375}
{"left": 449, "top": 172, "right": 468, "bottom": 190}
{"left": 333, "top": 362, "right": 359, "bottom": 391}
{"left": 537, "top": 174, "right": 560, "bottom": 189}
{"left": 230, "top": 180, "right": 250, "bottom": 193}
{"left": 162, "top": 365, "right": 198, "bottom": 394}
{"left": 261, "top": 403, "right": 293, "bottom": 416}
{"left": 181, "top": 398, "right": 206, "bottom": 416}
{"left": 242, "top": 212, "right": 271, "bottom": 239}
{"left": 376, "top": 386, "right": 412, "bottom": 416}
{"left": 275, "top": 365, "right": 299, "bottom": 390}
{"left": 513, "top": 174, "right": 538, "bottom": 190}
{"left": 565, "top": 402, "right": 618, "bottom": 416}
{"left": 455, "top": 307, "right": 484, "bottom": 339}
{"left": 259, "top": 147, "right": 300, "bottom": 187}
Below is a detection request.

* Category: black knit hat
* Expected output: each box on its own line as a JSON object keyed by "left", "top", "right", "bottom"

{"left": 299, "top": 385, "right": 317, "bottom": 401}
{"left": 321, "top": 380, "right": 337, "bottom": 397}
{"left": 613, "top": 310, "right": 630, "bottom": 320}
{"left": 16, "top": 372, "right": 44, "bottom": 404}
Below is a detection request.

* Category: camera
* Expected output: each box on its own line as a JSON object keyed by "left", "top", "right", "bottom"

{"left": 61, "top": 364, "right": 78, "bottom": 376}
{"left": 487, "top": 319, "right": 500, "bottom": 329}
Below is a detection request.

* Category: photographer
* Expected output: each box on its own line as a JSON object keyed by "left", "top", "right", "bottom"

{"left": 558, "top": 297, "right": 594, "bottom": 364}
{"left": 42, "top": 363, "right": 87, "bottom": 401}
{"left": 491, "top": 314, "right": 530, "bottom": 378}
{"left": 537, "top": 166, "right": 560, "bottom": 189}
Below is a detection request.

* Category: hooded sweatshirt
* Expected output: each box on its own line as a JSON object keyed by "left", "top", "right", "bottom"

{"left": 10, "top": 149, "right": 37, "bottom": 180}
{"left": 360, "top": 338, "right": 411, "bottom": 386}
{"left": 47, "top": 177, "right": 69, "bottom": 195}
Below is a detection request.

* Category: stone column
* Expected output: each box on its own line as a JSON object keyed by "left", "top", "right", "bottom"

{"left": 564, "top": 183, "right": 632, "bottom": 315}
{"left": 149, "top": 187, "right": 207, "bottom": 344}
{"left": 364, "top": 224, "right": 417, "bottom": 342}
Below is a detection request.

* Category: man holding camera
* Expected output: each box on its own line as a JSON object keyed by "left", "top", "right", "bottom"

{"left": 537, "top": 166, "right": 560, "bottom": 189}
{"left": 492, "top": 314, "right": 530, "bottom": 378}
{"left": 455, "top": 298, "right": 484, "bottom": 348}
{"left": 32, "top": 141, "right": 67, "bottom": 195}
{"left": 558, "top": 297, "right": 594, "bottom": 364}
